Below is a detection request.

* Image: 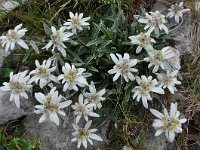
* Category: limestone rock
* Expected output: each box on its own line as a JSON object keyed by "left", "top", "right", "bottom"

{"left": 0, "top": 91, "right": 34, "bottom": 124}
{"left": 23, "top": 111, "right": 108, "bottom": 150}
{"left": 152, "top": 0, "right": 192, "bottom": 54}
{"left": 0, "top": 0, "right": 19, "bottom": 10}
{"left": 145, "top": 128, "right": 174, "bottom": 150}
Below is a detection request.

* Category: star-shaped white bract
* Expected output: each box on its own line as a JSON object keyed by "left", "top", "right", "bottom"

{"left": 29, "top": 59, "right": 57, "bottom": 89}
{"left": 128, "top": 32, "right": 156, "bottom": 53}
{"left": 150, "top": 102, "right": 187, "bottom": 142}
{"left": 0, "top": 24, "right": 29, "bottom": 51}
{"left": 58, "top": 63, "right": 88, "bottom": 91}
{"left": 132, "top": 75, "right": 164, "bottom": 108}
{"left": 144, "top": 47, "right": 175, "bottom": 73}
{"left": 108, "top": 53, "right": 138, "bottom": 82}
{"left": 43, "top": 26, "right": 73, "bottom": 57}
{"left": 71, "top": 120, "right": 103, "bottom": 149}
{"left": 156, "top": 70, "right": 181, "bottom": 94}
{"left": 0, "top": 70, "right": 32, "bottom": 108}
{"left": 138, "top": 11, "right": 168, "bottom": 35}
{"left": 34, "top": 87, "right": 72, "bottom": 126}
{"left": 71, "top": 94, "right": 100, "bottom": 124}
{"left": 84, "top": 81, "right": 106, "bottom": 110}
{"left": 167, "top": 2, "right": 190, "bottom": 24}
{"left": 64, "top": 12, "right": 90, "bottom": 34}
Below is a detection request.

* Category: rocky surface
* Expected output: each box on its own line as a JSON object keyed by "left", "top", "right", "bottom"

{"left": 145, "top": 128, "right": 174, "bottom": 150}
{"left": 23, "top": 110, "right": 108, "bottom": 150}
{"left": 0, "top": 0, "right": 19, "bottom": 10}
{"left": 0, "top": 90, "right": 34, "bottom": 124}
{"left": 153, "top": 0, "right": 192, "bottom": 54}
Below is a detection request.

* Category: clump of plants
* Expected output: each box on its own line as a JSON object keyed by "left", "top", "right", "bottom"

{"left": 0, "top": 0, "right": 191, "bottom": 149}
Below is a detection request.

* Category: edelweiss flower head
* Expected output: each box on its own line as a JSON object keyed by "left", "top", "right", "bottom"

{"left": 150, "top": 103, "right": 187, "bottom": 142}
{"left": 58, "top": 63, "right": 88, "bottom": 91}
{"left": 71, "top": 94, "right": 100, "bottom": 124}
{"left": 128, "top": 32, "right": 156, "bottom": 53}
{"left": 167, "top": 2, "right": 190, "bottom": 24}
{"left": 138, "top": 11, "right": 168, "bottom": 35}
{"left": 84, "top": 81, "right": 106, "bottom": 110}
{"left": 29, "top": 59, "right": 57, "bottom": 89}
{"left": 71, "top": 120, "right": 103, "bottom": 149}
{"left": 34, "top": 87, "right": 72, "bottom": 126}
{"left": 0, "top": 70, "right": 32, "bottom": 108}
{"left": 0, "top": 24, "right": 29, "bottom": 51}
{"left": 108, "top": 53, "right": 138, "bottom": 82}
{"left": 44, "top": 26, "right": 73, "bottom": 57}
{"left": 156, "top": 70, "right": 181, "bottom": 94}
{"left": 132, "top": 75, "right": 164, "bottom": 108}
{"left": 64, "top": 12, "right": 90, "bottom": 34}
{"left": 144, "top": 47, "right": 175, "bottom": 73}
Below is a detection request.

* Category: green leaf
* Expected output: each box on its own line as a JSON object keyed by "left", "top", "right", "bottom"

{"left": 22, "top": 49, "right": 32, "bottom": 63}
{"left": 124, "top": 84, "right": 132, "bottom": 102}
{"left": 30, "top": 40, "right": 39, "bottom": 54}
{"left": 86, "top": 39, "right": 104, "bottom": 47}
{"left": 66, "top": 48, "right": 83, "bottom": 63}
{"left": 3, "top": 68, "right": 13, "bottom": 77}
{"left": 42, "top": 21, "right": 51, "bottom": 36}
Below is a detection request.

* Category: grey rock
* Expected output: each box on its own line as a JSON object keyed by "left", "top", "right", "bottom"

{"left": 0, "top": 91, "right": 34, "bottom": 124}
{"left": 23, "top": 110, "right": 108, "bottom": 150}
{"left": 0, "top": 0, "right": 19, "bottom": 10}
{"left": 153, "top": 0, "right": 192, "bottom": 54}
{"left": 145, "top": 128, "right": 175, "bottom": 150}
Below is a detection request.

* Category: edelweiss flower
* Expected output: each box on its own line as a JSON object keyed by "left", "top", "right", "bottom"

{"left": 71, "top": 94, "right": 100, "bottom": 124}
{"left": 138, "top": 11, "right": 168, "bottom": 35}
{"left": 0, "top": 71, "right": 32, "bottom": 108}
{"left": 64, "top": 12, "right": 90, "bottom": 34}
{"left": 71, "top": 120, "right": 103, "bottom": 149}
{"left": 108, "top": 53, "right": 138, "bottom": 82}
{"left": 34, "top": 87, "right": 72, "bottom": 126}
{"left": 150, "top": 103, "right": 187, "bottom": 142}
{"left": 144, "top": 47, "right": 175, "bottom": 73}
{"left": 167, "top": 2, "right": 190, "bottom": 24}
{"left": 156, "top": 70, "right": 181, "bottom": 94}
{"left": 84, "top": 81, "right": 106, "bottom": 110}
{"left": 29, "top": 59, "right": 57, "bottom": 89}
{"left": 128, "top": 32, "right": 156, "bottom": 53}
{"left": 132, "top": 75, "right": 164, "bottom": 108}
{"left": 0, "top": 24, "right": 29, "bottom": 51}
{"left": 58, "top": 63, "right": 88, "bottom": 91}
{"left": 43, "top": 26, "right": 73, "bottom": 57}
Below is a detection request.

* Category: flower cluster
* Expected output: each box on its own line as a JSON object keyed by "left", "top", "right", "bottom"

{"left": 150, "top": 103, "right": 187, "bottom": 142}
{"left": 0, "top": 2, "right": 190, "bottom": 148}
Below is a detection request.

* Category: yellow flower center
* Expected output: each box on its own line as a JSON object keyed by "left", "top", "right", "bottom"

{"left": 162, "top": 117, "right": 180, "bottom": 131}
{"left": 51, "top": 30, "right": 61, "bottom": 44}
{"left": 87, "top": 93, "right": 99, "bottom": 103}
{"left": 137, "top": 33, "right": 151, "bottom": 47}
{"left": 43, "top": 96, "right": 59, "bottom": 112}
{"left": 6, "top": 30, "right": 17, "bottom": 41}
{"left": 64, "top": 69, "right": 78, "bottom": 82}
{"left": 116, "top": 59, "right": 129, "bottom": 74}
{"left": 140, "top": 81, "right": 150, "bottom": 92}
{"left": 37, "top": 67, "right": 49, "bottom": 77}
{"left": 72, "top": 17, "right": 81, "bottom": 28}
{"left": 76, "top": 128, "right": 90, "bottom": 140}
{"left": 9, "top": 81, "right": 23, "bottom": 93}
